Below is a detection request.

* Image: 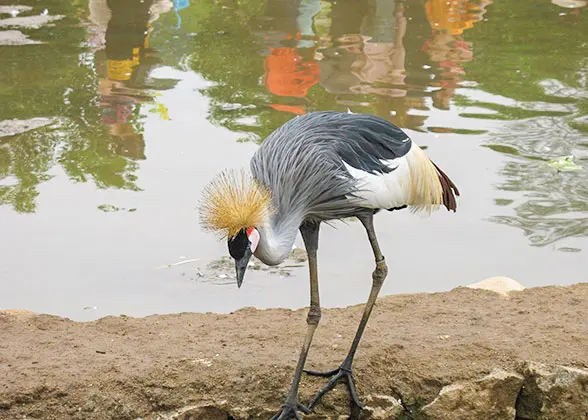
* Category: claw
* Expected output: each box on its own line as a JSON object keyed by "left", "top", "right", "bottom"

{"left": 305, "top": 367, "right": 364, "bottom": 410}
{"left": 270, "top": 402, "right": 311, "bottom": 420}
{"left": 298, "top": 403, "right": 312, "bottom": 414}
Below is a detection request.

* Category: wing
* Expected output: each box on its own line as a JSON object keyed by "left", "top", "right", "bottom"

{"left": 251, "top": 111, "right": 452, "bottom": 221}
{"left": 331, "top": 112, "right": 412, "bottom": 174}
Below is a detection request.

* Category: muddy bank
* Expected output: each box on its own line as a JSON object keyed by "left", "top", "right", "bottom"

{"left": 1, "top": 283, "right": 587, "bottom": 420}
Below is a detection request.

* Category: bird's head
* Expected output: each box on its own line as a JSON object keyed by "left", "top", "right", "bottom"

{"left": 228, "top": 227, "right": 260, "bottom": 287}
{"left": 199, "top": 169, "right": 272, "bottom": 288}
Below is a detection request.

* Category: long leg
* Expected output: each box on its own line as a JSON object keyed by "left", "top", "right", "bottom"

{"left": 271, "top": 222, "right": 322, "bottom": 420}
{"left": 305, "top": 213, "right": 388, "bottom": 414}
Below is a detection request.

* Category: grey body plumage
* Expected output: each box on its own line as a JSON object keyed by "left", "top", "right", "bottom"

{"left": 251, "top": 111, "right": 412, "bottom": 225}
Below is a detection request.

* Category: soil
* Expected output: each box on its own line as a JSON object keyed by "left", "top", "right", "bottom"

{"left": 1, "top": 283, "right": 587, "bottom": 420}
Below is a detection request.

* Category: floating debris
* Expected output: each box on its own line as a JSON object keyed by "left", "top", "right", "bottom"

{"left": 155, "top": 258, "right": 200, "bottom": 270}
{"left": 97, "top": 204, "right": 139, "bottom": 212}
{"left": 558, "top": 247, "right": 581, "bottom": 253}
{"left": 192, "top": 247, "right": 307, "bottom": 284}
{"left": 547, "top": 156, "right": 583, "bottom": 172}
{"left": 148, "top": 102, "right": 170, "bottom": 120}
{"left": 97, "top": 204, "right": 120, "bottom": 212}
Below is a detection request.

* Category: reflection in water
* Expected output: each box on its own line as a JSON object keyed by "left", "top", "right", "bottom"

{"left": 91, "top": 0, "right": 175, "bottom": 159}
{"left": 319, "top": 0, "right": 427, "bottom": 128}
{"left": 423, "top": 0, "right": 491, "bottom": 109}
{"left": 457, "top": 0, "right": 588, "bottom": 248}
{"left": 320, "top": 0, "right": 408, "bottom": 100}
{"left": 0, "top": 0, "right": 587, "bottom": 255}
{"left": 485, "top": 95, "right": 588, "bottom": 247}
{"left": 247, "top": 0, "right": 490, "bottom": 129}
{"left": 255, "top": 0, "right": 320, "bottom": 114}
{"left": 0, "top": 1, "right": 174, "bottom": 212}
{"left": 1, "top": 0, "right": 588, "bottom": 321}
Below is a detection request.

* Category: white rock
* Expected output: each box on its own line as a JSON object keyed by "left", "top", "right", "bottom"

{"left": 466, "top": 276, "right": 525, "bottom": 296}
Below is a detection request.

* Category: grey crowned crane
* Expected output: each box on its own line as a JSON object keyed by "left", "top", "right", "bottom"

{"left": 199, "top": 111, "right": 459, "bottom": 419}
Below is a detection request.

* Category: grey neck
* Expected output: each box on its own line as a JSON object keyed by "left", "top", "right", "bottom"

{"left": 254, "top": 214, "right": 303, "bottom": 266}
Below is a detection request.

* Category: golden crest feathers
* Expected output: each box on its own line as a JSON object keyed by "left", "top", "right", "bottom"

{"left": 199, "top": 169, "right": 272, "bottom": 239}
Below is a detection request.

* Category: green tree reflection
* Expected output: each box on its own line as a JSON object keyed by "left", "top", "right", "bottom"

{"left": 461, "top": 1, "right": 588, "bottom": 247}
{"left": 0, "top": 0, "right": 162, "bottom": 213}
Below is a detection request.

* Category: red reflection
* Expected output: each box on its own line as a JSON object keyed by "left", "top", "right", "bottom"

{"left": 268, "top": 104, "right": 308, "bottom": 115}
{"left": 256, "top": 0, "right": 322, "bottom": 114}
{"left": 264, "top": 35, "right": 319, "bottom": 98}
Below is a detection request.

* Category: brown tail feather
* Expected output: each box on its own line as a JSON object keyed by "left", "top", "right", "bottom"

{"left": 431, "top": 162, "right": 460, "bottom": 212}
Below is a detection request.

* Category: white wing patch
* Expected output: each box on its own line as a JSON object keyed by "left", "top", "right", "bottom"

{"left": 344, "top": 145, "right": 415, "bottom": 209}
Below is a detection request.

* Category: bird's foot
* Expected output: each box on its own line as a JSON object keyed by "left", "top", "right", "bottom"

{"left": 270, "top": 401, "right": 311, "bottom": 420}
{"left": 304, "top": 365, "right": 364, "bottom": 410}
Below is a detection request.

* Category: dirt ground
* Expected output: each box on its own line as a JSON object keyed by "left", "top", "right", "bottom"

{"left": 1, "top": 283, "right": 587, "bottom": 420}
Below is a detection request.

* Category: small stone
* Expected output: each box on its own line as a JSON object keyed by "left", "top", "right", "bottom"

{"left": 363, "top": 394, "right": 404, "bottom": 419}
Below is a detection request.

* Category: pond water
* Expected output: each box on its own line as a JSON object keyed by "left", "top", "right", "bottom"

{"left": 1, "top": 0, "right": 587, "bottom": 321}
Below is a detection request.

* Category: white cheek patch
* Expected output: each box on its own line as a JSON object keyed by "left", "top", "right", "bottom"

{"left": 247, "top": 228, "right": 260, "bottom": 253}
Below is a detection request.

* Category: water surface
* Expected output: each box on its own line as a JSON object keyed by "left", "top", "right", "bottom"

{"left": 1, "top": 0, "right": 587, "bottom": 320}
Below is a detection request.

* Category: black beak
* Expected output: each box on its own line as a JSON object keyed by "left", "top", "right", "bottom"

{"left": 235, "top": 246, "right": 252, "bottom": 288}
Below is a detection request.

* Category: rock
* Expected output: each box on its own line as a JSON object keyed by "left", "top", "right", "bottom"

{"left": 0, "top": 30, "right": 42, "bottom": 45}
{"left": 0, "top": 117, "right": 55, "bottom": 138}
{"left": 421, "top": 369, "right": 523, "bottom": 420}
{"left": 516, "top": 361, "right": 588, "bottom": 419}
{"left": 362, "top": 394, "right": 404, "bottom": 419}
{"left": 0, "top": 6, "right": 33, "bottom": 15}
{"left": 0, "top": 14, "right": 64, "bottom": 29}
{"left": 466, "top": 277, "right": 525, "bottom": 296}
